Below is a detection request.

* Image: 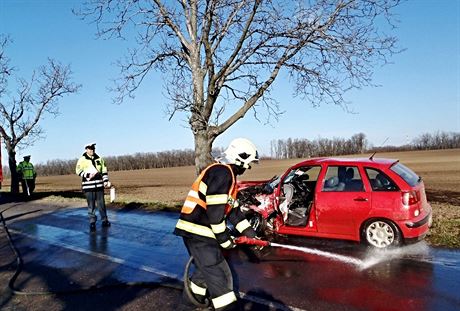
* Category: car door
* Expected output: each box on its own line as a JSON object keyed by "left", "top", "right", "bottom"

{"left": 364, "top": 167, "right": 401, "bottom": 215}
{"left": 315, "top": 165, "right": 371, "bottom": 236}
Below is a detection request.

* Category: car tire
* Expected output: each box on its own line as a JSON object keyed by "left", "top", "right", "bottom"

{"left": 362, "top": 219, "right": 402, "bottom": 248}
{"left": 248, "top": 213, "right": 267, "bottom": 236}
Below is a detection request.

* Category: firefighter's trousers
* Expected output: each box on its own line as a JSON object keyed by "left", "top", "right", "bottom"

{"left": 183, "top": 237, "right": 239, "bottom": 311}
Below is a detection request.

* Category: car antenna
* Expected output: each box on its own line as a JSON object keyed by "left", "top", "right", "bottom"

{"left": 369, "top": 137, "right": 389, "bottom": 160}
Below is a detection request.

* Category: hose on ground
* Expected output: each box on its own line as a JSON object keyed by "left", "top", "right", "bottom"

{"left": 183, "top": 256, "right": 211, "bottom": 308}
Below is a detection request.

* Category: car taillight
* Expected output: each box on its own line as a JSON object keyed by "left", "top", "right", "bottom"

{"left": 402, "top": 190, "right": 420, "bottom": 207}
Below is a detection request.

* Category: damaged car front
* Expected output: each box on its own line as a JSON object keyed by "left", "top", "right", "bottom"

{"left": 237, "top": 176, "right": 279, "bottom": 235}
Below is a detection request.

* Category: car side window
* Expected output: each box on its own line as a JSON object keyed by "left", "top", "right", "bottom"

{"left": 365, "top": 168, "right": 399, "bottom": 191}
{"left": 322, "top": 166, "right": 364, "bottom": 192}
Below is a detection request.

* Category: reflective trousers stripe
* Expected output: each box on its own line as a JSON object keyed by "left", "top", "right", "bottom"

{"left": 190, "top": 281, "right": 207, "bottom": 296}
{"left": 212, "top": 291, "right": 237, "bottom": 309}
{"left": 175, "top": 219, "right": 216, "bottom": 239}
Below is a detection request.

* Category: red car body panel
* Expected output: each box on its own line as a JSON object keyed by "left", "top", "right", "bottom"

{"left": 238, "top": 157, "right": 432, "bottom": 245}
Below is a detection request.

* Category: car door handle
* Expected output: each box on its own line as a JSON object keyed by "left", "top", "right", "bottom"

{"left": 354, "top": 197, "right": 368, "bottom": 202}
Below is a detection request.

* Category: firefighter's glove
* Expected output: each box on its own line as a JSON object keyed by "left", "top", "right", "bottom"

{"left": 104, "top": 181, "right": 111, "bottom": 188}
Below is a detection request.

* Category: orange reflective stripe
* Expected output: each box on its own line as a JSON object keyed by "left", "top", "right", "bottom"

{"left": 181, "top": 206, "right": 194, "bottom": 214}
{"left": 191, "top": 182, "right": 200, "bottom": 191}
{"left": 181, "top": 196, "right": 207, "bottom": 214}
{"left": 187, "top": 196, "right": 206, "bottom": 207}
{"left": 182, "top": 163, "right": 236, "bottom": 214}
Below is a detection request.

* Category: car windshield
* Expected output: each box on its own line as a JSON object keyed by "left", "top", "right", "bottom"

{"left": 390, "top": 162, "right": 421, "bottom": 187}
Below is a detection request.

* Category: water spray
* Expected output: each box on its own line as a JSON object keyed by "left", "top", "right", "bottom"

{"left": 235, "top": 236, "right": 372, "bottom": 269}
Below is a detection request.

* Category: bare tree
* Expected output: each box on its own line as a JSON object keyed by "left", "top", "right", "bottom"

{"left": 0, "top": 36, "right": 81, "bottom": 193}
{"left": 77, "top": 0, "right": 401, "bottom": 173}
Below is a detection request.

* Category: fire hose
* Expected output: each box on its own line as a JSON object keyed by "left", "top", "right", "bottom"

{"left": 233, "top": 236, "right": 271, "bottom": 247}
{"left": 183, "top": 236, "right": 270, "bottom": 308}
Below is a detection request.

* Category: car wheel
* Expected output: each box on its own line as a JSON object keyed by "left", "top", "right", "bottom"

{"left": 248, "top": 213, "right": 266, "bottom": 236}
{"left": 363, "top": 219, "right": 401, "bottom": 248}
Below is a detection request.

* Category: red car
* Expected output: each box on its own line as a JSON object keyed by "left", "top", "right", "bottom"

{"left": 238, "top": 157, "right": 432, "bottom": 248}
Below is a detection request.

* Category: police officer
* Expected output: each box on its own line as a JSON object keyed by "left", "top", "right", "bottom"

{"left": 174, "top": 138, "right": 259, "bottom": 311}
{"left": 76, "top": 143, "right": 111, "bottom": 232}
{"left": 17, "top": 155, "right": 37, "bottom": 196}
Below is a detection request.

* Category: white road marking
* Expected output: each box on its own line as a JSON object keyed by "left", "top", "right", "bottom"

{"left": 9, "top": 228, "right": 181, "bottom": 280}
{"left": 10, "top": 226, "right": 307, "bottom": 311}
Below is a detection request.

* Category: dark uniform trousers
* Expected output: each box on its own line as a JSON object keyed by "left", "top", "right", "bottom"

{"left": 183, "top": 237, "right": 239, "bottom": 311}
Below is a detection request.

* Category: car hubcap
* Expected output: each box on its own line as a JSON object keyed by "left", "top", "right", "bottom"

{"left": 366, "top": 221, "right": 394, "bottom": 248}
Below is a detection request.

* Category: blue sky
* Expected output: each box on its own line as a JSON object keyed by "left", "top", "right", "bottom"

{"left": 0, "top": 0, "right": 459, "bottom": 165}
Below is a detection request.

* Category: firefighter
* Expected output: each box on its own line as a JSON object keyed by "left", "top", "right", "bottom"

{"left": 16, "top": 155, "right": 37, "bottom": 196}
{"left": 76, "top": 143, "right": 111, "bottom": 232}
{"left": 174, "top": 138, "right": 259, "bottom": 311}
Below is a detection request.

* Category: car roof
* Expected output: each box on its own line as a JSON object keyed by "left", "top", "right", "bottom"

{"left": 292, "top": 157, "right": 399, "bottom": 169}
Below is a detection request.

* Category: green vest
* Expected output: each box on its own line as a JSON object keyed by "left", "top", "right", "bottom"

{"left": 17, "top": 161, "right": 36, "bottom": 179}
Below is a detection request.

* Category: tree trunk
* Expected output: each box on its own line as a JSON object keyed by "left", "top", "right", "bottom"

{"left": 7, "top": 150, "right": 19, "bottom": 194}
{"left": 194, "top": 131, "right": 214, "bottom": 175}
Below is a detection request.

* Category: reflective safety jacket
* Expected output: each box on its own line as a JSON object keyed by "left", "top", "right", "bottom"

{"left": 17, "top": 161, "right": 36, "bottom": 180}
{"left": 75, "top": 152, "right": 109, "bottom": 192}
{"left": 174, "top": 163, "right": 255, "bottom": 248}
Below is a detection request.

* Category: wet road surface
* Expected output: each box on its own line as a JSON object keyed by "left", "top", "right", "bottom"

{"left": 3, "top": 206, "right": 460, "bottom": 311}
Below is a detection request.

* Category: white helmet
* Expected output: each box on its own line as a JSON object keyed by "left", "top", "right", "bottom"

{"left": 217, "top": 138, "right": 259, "bottom": 169}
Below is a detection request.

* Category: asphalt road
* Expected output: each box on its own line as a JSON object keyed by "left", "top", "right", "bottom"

{"left": 1, "top": 201, "right": 459, "bottom": 311}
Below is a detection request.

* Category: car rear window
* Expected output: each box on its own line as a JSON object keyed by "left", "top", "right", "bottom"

{"left": 390, "top": 162, "right": 420, "bottom": 187}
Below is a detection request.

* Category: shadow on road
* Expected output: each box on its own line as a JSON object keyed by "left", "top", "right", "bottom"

{"left": 0, "top": 191, "right": 85, "bottom": 203}
{"left": 0, "top": 222, "right": 183, "bottom": 311}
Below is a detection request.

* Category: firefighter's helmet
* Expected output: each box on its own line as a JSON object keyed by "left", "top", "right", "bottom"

{"left": 218, "top": 138, "right": 259, "bottom": 169}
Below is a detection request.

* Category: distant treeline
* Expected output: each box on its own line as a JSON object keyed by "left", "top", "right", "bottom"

{"left": 270, "top": 131, "right": 460, "bottom": 159}
{"left": 32, "top": 149, "right": 197, "bottom": 177}
{"left": 1, "top": 131, "right": 459, "bottom": 177}
{"left": 270, "top": 133, "right": 367, "bottom": 159}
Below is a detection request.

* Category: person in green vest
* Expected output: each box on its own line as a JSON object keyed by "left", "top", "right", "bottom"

{"left": 17, "top": 155, "right": 37, "bottom": 196}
